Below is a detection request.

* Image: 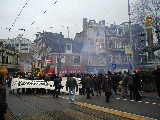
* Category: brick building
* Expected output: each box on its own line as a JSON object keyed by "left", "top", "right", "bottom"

{"left": 33, "top": 32, "right": 84, "bottom": 75}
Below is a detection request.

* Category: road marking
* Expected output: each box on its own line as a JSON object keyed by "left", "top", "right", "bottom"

{"left": 60, "top": 95, "right": 159, "bottom": 107}
{"left": 74, "top": 101, "right": 155, "bottom": 120}
{"left": 145, "top": 102, "right": 149, "bottom": 104}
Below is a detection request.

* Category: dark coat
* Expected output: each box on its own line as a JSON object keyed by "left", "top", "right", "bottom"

{"left": 53, "top": 77, "right": 62, "bottom": 89}
{"left": 84, "top": 76, "right": 94, "bottom": 89}
{"left": 102, "top": 77, "right": 112, "bottom": 93}
{"left": 0, "top": 87, "right": 7, "bottom": 113}
{"left": 66, "top": 77, "right": 78, "bottom": 91}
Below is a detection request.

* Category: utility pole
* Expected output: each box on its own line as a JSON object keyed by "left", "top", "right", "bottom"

{"left": 128, "top": 0, "right": 134, "bottom": 71}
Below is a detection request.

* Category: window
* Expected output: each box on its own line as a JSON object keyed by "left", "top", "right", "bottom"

{"left": 73, "top": 56, "right": 80, "bottom": 64}
{"left": 65, "top": 43, "right": 72, "bottom": 53}
{"left": 109, "top": 41, "right": 112, "bottom": 49}
{"left": 100, "top": 43, "right": 105, "bottom": 49}
{"left": 61, "top": 56, "right": 65, "bottom": 64}
{"left": 66, "top": 44, "right": 71, "bottom": 50}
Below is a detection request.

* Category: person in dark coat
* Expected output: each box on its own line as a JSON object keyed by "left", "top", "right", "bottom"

{"left": 128, "top": 74, "right": 134, "bottom": 100}
{"left": 152, "top": 68, "right": 160, "bottom": 98}
{"left": 0, "top": 73, "right": 7, "bottom": 120}
{"left": 132, "top": 72, "right": 141, "bottom": 101}
{"left": 111, "top": 73, "right": 119, "bottom": 95}
{"left": 79, "top": 74, "right": 86, "bottom": 95}
{"left": 95, "top": 74, "right": 103, "bottom": 96}
{"left": 52, "top": 75, "right": 63, "bottom": 98}
{"left": 84, "top": 74, "right": 93, "bottom": 99}
{"left": 66, "top": 74, "right": 78, "bottom": 102}
{"left": 122, "top": 71, "right": 129, "bottom": 98}
{"left": 103, "top": 74, "right": 112, "bottom": 103}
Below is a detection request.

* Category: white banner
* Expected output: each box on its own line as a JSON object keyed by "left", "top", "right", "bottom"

{"left": 11, "top": 78, "right": 54, "bottom": 90}
{"left": 11, "top": 77, "right": 82, "bottom": 95}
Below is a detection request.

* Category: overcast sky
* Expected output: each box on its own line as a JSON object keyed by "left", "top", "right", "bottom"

{"left": 0, "top": 0, "right": 129, "bottom": 41}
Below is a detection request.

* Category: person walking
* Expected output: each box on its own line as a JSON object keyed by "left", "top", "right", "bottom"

{"left": 133, "top": 72, "right": 142, "bottom": 101}
{"left": 66, "top": 74, "right": 78, "bottom": 102}
{"left": 52, "top": 75, "right": 62, "bottom": 98}
{"left": 122, "top": 71, "right": 129, "bottom": 98}
{"left": 95, "top": 74, "right": 103, "bottom": 96}
{"left": 84, "top": 74, "right": 93, "bottom": 99}
{"left": 103, "top": 74, "right": 112, "bottom": 103}
{"left": 79, "top": 74, "right": 86, "bottom": 95}
{"left": 128, "top": 74, "right": 134, "bottom": 100}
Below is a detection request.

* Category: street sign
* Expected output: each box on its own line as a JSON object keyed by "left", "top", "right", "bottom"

{"left": 112, "top": 64, "right": 116, "bottom": 69}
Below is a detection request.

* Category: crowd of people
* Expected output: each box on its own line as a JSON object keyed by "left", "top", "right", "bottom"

{"left": 6, "top": 69, "right": 160, "bottom": 103}
{"left": 1, "top": 68, "right": 160, "bottom": 120}
{"left": 76, "top": 71, "right": 142, "bottom": 102}
{"left": 63, "top": 69, "right": 159, "bottom": 102}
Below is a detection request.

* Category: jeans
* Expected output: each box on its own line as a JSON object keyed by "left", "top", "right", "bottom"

{"left": 69, "top": 88, "right": 75, "bottom": 102}
{"left": 111, "top": 88, "right": 116, "bottom": 96}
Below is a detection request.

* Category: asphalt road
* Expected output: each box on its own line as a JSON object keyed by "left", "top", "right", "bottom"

{"left": 6, "top": 90, "right": 160, "bottom": 120}
{"left": 76, "top": 94, "right": 160, "bottom": 119}
{"left": 7, "top": 93, "right": 130, "bottom": 120}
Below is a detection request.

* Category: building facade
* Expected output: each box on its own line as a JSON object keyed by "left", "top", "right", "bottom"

{"left": 2, "top": 35, "right": 33, "bottom": 72}
{"left": 33, "top": 32, "right": 84, "bottom": 75}
{"left": 0, "top": 41, "right": 19, "bottom": 73}
{"left": 33, "top": 19, "right": 146, "bottom": 74}
{"left": 74, "top": 18, "right": 133, "bottom": 73}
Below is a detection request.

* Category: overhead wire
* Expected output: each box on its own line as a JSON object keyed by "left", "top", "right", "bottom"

{"left": 7, "top": 0, "right": 59, "bottom": 41}
{"left": 21, "top": 0, "right": 59, "bottom": 39}
{"left": 8, "top": 0, "right": 31, "bottom": 32}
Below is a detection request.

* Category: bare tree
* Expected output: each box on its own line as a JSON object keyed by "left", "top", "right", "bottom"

{"left": 131, "top": 0, "right": 160, "bottom": 41}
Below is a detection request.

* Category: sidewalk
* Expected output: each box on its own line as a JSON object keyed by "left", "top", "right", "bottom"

{"left": 142, "top": 91, "right": 160, "bottom": 100}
